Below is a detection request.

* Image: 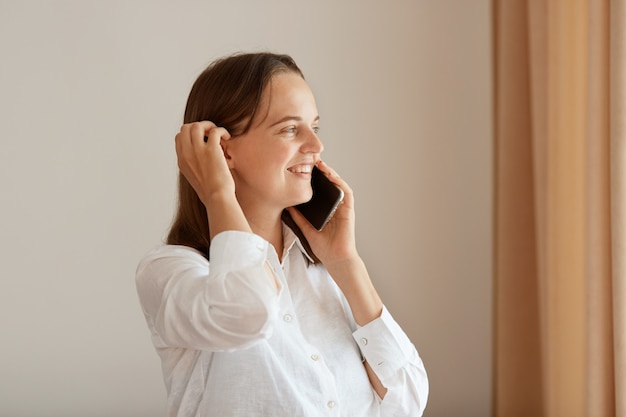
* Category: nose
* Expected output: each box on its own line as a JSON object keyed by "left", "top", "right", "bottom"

{"left": 301, "top": 128, "right": 324, "bottom": 155}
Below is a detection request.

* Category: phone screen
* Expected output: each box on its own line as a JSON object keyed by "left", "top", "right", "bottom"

{"left": 295, "top": 166, "right": 344, "bottom": 231}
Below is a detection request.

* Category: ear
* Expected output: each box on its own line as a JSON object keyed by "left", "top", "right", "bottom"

{"left": 220, "top": 136, "right": 236, "bottom": 169}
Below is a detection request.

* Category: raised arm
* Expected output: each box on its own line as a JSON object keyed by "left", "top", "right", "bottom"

{"left": 176, "top": 121, "right": 279, "bottom": 288}
{"left": 175, "top": 121, "right": 251, "bottom": 238}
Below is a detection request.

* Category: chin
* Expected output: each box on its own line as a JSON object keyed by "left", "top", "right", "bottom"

{"left": 301, "top": 190, "right": 314, "bottom": 204}
{"left": 290, "top": 192, "right": 313, "bottom": 207}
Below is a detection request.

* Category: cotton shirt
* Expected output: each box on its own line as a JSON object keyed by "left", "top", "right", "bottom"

{"left": 136, "top": 225, "right": 428, "bottom": 417}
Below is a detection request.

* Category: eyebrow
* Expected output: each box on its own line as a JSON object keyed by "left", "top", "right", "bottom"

{"left": 269, "top": 115, "right": 320, "bottom": 127}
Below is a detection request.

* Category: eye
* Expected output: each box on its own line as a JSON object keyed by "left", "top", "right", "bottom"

{"left": 312, "top": 126, "right": 320, "bottom": 134}
{"left": 281, "top": 126, "right": 297, "bottom": 135}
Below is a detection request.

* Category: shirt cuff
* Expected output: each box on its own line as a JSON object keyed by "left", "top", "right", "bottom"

{"left": 209, "top": 231, "right": 269, "bottom": 274}
{"left": 352, "top": 306, "right": 417, "bottom": 383}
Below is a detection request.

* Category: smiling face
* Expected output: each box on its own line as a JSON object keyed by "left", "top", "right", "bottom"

{"left": 223, "top": 71, "right": 324, "bottom": 216}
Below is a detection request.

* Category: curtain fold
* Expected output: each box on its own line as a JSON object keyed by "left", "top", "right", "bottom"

{"left": 493, "top": 0, "right": 619, "bottom": 416}
{"left": 587, "top": 1, "right": 613, "bottom": 416}
{"left": 493, "top": 1, "right": 543, "bottom": 415}
{"left": 541, "top": 3, "right": 588, "bottom": 413}
{"left": 611, "top": 1, "right": 626, "bottom": 415}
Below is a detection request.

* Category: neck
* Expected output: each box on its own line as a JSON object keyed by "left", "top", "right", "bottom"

{"left": 235, "top": 190, "right": 286, "bottom": 261}
{"left": 245, "top": 209, "right": 285, "bottom": 262}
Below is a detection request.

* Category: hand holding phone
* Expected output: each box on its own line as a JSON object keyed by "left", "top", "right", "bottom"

{"left": 295, "top": 165, "right": 344, "bottom": 231}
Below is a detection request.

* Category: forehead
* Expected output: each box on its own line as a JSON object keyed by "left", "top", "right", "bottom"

{"left": 257, "top": 72, "right": 317, "bottom": 120}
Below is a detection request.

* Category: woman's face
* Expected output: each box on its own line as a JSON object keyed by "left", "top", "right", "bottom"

{"left": 225, "top": 71, "right": 324, "bottom": 213}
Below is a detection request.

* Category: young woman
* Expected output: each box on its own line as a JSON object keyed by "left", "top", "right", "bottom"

{"left": 136, "top": 52, "right": 428, "bottom": 416}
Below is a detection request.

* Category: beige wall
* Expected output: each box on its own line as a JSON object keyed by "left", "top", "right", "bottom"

{"left": 0, "top": 1, "right": 492, "bottom": 416}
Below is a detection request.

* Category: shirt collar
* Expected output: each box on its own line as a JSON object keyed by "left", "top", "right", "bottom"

{"left": 282, "top": 222, "right": 315, "bottom": 263}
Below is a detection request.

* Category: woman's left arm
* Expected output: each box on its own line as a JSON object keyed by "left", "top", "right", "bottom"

{"left": 286, "top": 161, "right": 428, "bottom": 413}
{"left": 285, "top": 161, "right": 384, "bottom": 324}
{"left": 353, "top": 306, "right": 429, "bottom": 416}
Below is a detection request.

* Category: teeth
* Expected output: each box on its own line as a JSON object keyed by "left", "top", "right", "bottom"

{"left": 289, "top": 165, "right": 312, "bottom": 173}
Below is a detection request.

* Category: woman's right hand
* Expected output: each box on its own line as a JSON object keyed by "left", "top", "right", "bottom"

{"left": 175, "top": 121, "right": 234, "bottom": 206}
{"left": 174, "top": 122, "right": 269, "bottom": 285}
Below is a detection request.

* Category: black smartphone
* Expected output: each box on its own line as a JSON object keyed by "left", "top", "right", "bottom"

{"left": 295, "top": 165, "right": 344, "bottom": 231}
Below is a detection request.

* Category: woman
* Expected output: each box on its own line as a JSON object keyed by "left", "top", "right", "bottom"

{"left": 136, "top": 52, "right": 428, "bottom": 416}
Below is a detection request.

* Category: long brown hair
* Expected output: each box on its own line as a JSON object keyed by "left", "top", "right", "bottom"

{"left": 166, "top": 52, "right": 319, "bottom": 262}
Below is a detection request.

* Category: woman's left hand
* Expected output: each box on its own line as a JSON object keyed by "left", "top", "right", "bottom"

{"left": 286, "top": 161, "right": 359, "bottom": 268}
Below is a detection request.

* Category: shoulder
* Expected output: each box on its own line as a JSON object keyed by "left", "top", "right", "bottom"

{"left": 140, "top": 244, "right": 206, "bottom": 262}
{"left": 139, "top": 244, "right": 206, "bottom": 265}
{"left": 136, "top": 244, "right": 207, "bottom": 282}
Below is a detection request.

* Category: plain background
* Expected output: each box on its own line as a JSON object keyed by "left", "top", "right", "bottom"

{"left": 0, "top": 1, "right": 492, "bottom": 416}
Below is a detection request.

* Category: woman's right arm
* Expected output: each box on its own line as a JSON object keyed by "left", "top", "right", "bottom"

{"left": 175, "top": 121, "right": 250, "bottom": 239}
{"left": 136, "top": 232, "right": 280, "bottom": 352}
{"left": 134, "top": 122, "right": 280, "bottom": 351}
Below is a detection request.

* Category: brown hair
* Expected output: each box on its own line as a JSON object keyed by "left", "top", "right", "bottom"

{"left": 166, "top": 52, "right": 319, "bottom": 262}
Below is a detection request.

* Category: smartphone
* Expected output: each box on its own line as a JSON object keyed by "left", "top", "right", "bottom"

{"left": 295, "top": 165, "right": 344, "bottom": 231}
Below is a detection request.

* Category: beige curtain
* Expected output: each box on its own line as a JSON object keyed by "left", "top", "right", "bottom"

{"left": 493, "top": 1, "right": 625, "bottom": 416}
{"left": 612, "top": 2, "right": 626, "bottom": 416}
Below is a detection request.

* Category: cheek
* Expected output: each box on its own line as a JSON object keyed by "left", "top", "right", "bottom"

{"left": 232, "top": 144, "right": 262, "bottom": 168}
{"left": 232, "top": 138, "right": 294, "bottom": 173}
{"left": 256, "top": 148, "right": 292, "bottom": 170}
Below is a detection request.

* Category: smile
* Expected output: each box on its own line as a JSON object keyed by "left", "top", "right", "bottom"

{"left": 287, "top": 164, "right": 313, "bottom": 174}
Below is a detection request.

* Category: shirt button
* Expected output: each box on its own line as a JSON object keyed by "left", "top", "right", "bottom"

{"left": 283, "top": 314, "right": 293, "bottom": 323}
{"left": 310, "top": 354, "right": 319, "bottom": 361}
{"left": 327, "top": 401, "right": 336, "bottom": 409}
{"left": 360, "top": 337, "right": 368, "bottom": 346}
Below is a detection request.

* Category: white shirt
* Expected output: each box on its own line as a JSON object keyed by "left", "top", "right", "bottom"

{"left": 136, "top": 226, "right": 428, "bottom": 417}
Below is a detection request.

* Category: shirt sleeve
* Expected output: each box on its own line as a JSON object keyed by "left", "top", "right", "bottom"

{"left": 352, "top": 306, "right": 429, "bottom": 417}
{"left": 135, "top": 231, "right": 280, "bottom": 352}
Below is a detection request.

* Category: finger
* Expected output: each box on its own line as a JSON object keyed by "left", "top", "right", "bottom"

{"left": 316, "top": 160, "right": 339, "bottom": 178}
{"left": 179, "top": 123, "right": 195, "bottom": 143}
{"left": 205, "top": 126, "right": 231, "bottom": 145}
{"left": 188, "top": 123, "right": 231, "bottom": 147}
{"left": 317, "top": 160, "right": 353, "bottom": 199}
{"left": 189, "top": 121, "right": 217, "bottom": 145}
{"left": 175, "top": 123, "right": 195, "bottom": 155}
{"left": 316, "top": 161, "right": 347, "bottom": 190}
{"left": 175, "top": 131, "right": 183, "bottom": 153}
